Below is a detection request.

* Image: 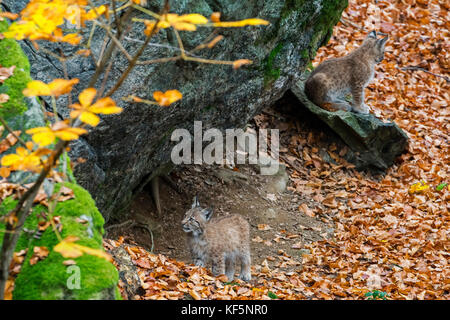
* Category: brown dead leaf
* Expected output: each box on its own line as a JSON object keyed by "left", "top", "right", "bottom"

{"left": 0, "top": 93, "right": 9, "bottom": 104}
{"left": 29, "top": 246, "right": 49, "bottom": 265}
{"left": 0, "top": 65, "right": 16, "bottom": 83}
{"left": 257, "top": 224, "right": 272, "bottom": 231}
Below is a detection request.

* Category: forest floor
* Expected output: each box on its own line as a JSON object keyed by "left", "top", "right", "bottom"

{"left": 105, "top": 0, "right": 449, "bottom": 300}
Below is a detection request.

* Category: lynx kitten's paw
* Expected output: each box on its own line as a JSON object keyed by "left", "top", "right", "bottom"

{"left": 354, "top": 104, "right": 370, "bottom": 114}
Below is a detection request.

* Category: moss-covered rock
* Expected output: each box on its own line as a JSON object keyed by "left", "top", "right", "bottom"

{"left": 0, "top": 183, "right": 120, "bottom": 300}
{"left": 0, "top": 16, "right": 31, "bottom": 118}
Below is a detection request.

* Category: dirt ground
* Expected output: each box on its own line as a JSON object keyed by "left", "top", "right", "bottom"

{"left": 105, "top": 92, "right": 356, "bottom": 273}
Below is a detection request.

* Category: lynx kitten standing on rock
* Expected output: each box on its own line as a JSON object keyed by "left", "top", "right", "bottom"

{"left": 305, "top": 30, "right": 388, "bottom": 114}
{"left": 181, "top": 197, "right": 252, "bottom": 281}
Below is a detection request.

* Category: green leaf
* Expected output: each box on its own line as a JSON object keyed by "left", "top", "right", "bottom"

{"left": 436, "top": 183, "right": 447, "bottom": 191}
{"left": 268, "top": 291, "right": 278, "bottom": 299}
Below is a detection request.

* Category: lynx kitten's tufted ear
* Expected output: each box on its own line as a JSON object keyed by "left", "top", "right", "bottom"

{"left": 202, "top": 208, "right": 213, "bottom": 221}
{"left": 368, "top": 30, "right": 377, "bottom": 38}
{"left": 377, "top": 36, "right": 389, "bottom": 47}
{"left": 192, "top": 196, "right": 200, "bottom": 208}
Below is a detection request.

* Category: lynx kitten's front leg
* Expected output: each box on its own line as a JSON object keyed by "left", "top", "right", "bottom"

{"left": 194, "top": 258, "right": 205, "bottom": 267}
{"left": 225, "top": 256, "right": 236, "bottom": 281}
{"left": 239, "top": 252, "right": 252, "bottom": 281}
{"left": 355, "top": 103, "right": 370, "bottom": 114}
{"left": 351, "top": 87, "right": 370, "bottom": 114}
{"left": 211, "top": 255, "right": 226, "bottom": 278}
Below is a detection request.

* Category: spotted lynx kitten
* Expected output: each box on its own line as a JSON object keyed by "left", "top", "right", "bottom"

{"left": 181, "top": 197, "right": 251, "bottom": 281}
{"left": 305, "top": 30, "right": 388, "bottom": 114}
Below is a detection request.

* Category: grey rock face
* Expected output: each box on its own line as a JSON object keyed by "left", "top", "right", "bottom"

{"left": 2, "top": 0, "right": 348, "bottom": 221}
{"left": 290, "top": 80, "right": 408, "bottom": 170}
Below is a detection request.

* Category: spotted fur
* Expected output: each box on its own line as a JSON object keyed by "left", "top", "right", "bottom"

{"left": 305, "top": 30, "right": 388, "bottom": 114}
{"left": 181, "top": 197, "right": 251, "bottom": 281}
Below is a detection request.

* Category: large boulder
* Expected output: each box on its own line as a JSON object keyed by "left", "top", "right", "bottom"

{"left": 290, "top": 80, "right": 408, "bottom": 170}
{"left": 2, "top": 0, "right": 348, "bottom": 221}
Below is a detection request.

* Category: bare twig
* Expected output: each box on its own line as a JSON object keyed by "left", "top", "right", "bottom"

{"left": 105, "top": 18, "right": 160, "bottom": 97}
{"left": 98, "top": 25, "right": 133, "bottom": 98}
{"left": 105, "top": 219, "right": 134, "bottom": 230}
{"left": 111, "top": 0, "right": 122, "bottom": 38}
{"left": 0, "top": 116, "right": 28, "bottom": 148}
{"left": 399, "top": 66, "right": 450, "bottom": 83}
{"left": 98, "top": 23, "right": 133, "bottom": 62}
{"left": 88, "top": 6, "right": 134, "bottom": 88}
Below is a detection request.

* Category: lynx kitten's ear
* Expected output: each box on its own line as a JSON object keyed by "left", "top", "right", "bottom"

{"left": 377, "top": 36, "right": 389, "bottom": 48}
{"left": 192, "top": 196, "right": 200, "bottom": 208}
{"left": 368, "top": 30, "right": 377, "bottom": 38}
{"left": 202, "top": 208, "right": 213, "bottom": 221}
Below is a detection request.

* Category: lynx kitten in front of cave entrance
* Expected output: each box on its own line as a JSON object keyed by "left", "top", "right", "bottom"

{"left": 181, "top": 197, "right": 252, "bottom": 281}
{"left": 305, "top": 30, "right": 388, "bottom": 114}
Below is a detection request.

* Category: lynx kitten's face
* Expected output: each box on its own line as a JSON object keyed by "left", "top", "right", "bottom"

{"left": 181, "top": 207, "right": 210, "bottom": 236}
{"left": 364, "top": 33, "right": 388, "bottom": 63}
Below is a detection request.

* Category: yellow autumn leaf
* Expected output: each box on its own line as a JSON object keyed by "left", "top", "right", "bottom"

{"left": 149, "top": 13, "right": 209, "bottom": 32}
{"left": 77, "top": 111, "right": 100, "bottom": 126}
{"left": 59, "top": 33, "right": 82, "bottom": 45}
{"left": 89, "top": 97, "right": 123, "bottom": 114}
{"left": 70, "top": 88, "right": 122, "bottom": 126}
{"left": 153, "top": 90, "right": 182, "bottom": 106}
{"left": 26, "top": 121, "right": 87, "bottom": 147}
{"left": 53, "top": 239, "right": 83, "bottom": 259}
{"left": 233, "top": 59, "right": 252, "bottom": 69}
{"left": 25, "top": 128, "right": 56, "bottom": 147}
{"left": 210, "top": 12, "right": 221, "bottom": 23}
{"left": 0, "top": 166, "right": 10, "bottom": 178}
{"left": 171, "top": 21, "right": 197, "bottom": 31}
{"left": 23, "top": 79, "right": 79, "bottom": 97}
{"left": 23, "top": 80, "right": 52, "bottom": 96}
{"left": 0, "top": 146, "right": 42, "bottom": 172}
{"left": 83, "top": 5, "right": 107, "bottom": 20}
{"left": 213, "top": 18, "right": 270, "bottom": 28}
{"left": 144, "top": 20, "right": 156, "bottom": 36}
{"left": 54, "top": 236, "right": 113, "bottom": 262}
{"left": 178, "top": 14, "right": 209, "bottom": 25}
{"left": 408, "top": 180, "right": 430, "bottom": 194}
{"left": 2, "top": 21, "right": 39, "bottom": 41}
{"left": 78, "top": 87, "right": 97, "bottom": 106}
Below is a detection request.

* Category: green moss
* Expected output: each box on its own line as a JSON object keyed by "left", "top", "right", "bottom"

{"left": 300, "top": 49, "right": 309, "bottom": 60}
{"left": 263, "top": 43, "right": 284, "bottom": 86}
{"left": 0, "top": 182, "right": 119, "bottom": 300}
{"left": 202, "top": 105, "right": 216, "bottom": 113}
{"left": 65, "top": 152, "right": 77, "bottom": 184}
{"left": 0, "top": 18, "right": 32, "bottom": 119}
{"left": 312, "top": 0, "right": 348, "bottom": 51}
{"left": 281, "top": 0, "right": 307, "bottom": 20}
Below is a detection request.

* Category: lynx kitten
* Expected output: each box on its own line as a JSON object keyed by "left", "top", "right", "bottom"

{"left": 181, "top": 197, "right": 252, "bottom": 281}
{"left": 305, "top": 30, "right": 388, "bottom": 114}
